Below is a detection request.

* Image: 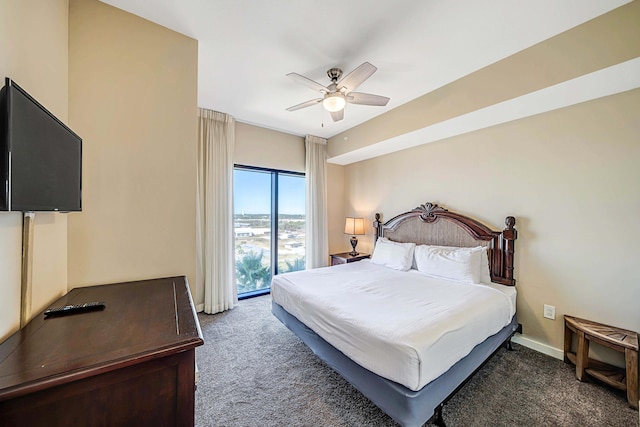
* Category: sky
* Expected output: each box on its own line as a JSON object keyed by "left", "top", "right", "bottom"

{"left": 234, "top": 169, "right": 305, "bottom": 215}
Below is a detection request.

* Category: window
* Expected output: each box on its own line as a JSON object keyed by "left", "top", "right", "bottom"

{"left": 234, "top": 166, "right": 305, "bottom": 298}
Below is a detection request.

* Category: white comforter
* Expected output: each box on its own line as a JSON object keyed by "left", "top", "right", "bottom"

{"left": 271, "top": 260, "right": 515, "bottom": 391}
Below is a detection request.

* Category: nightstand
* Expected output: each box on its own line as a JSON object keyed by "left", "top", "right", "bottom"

{"left": 330, "top": 252, "right": 370, "bottom": 266}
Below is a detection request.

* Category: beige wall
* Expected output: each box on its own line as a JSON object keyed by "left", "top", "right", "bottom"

{"left": 326, "top": 163, "right": 345, "bottom": 255}
{"left": 0, "top": 0, "right": 70, "bottom": 341}
{"left": 235, "top": 122, "right": 305, "bottom": 172}
{"left": 67, "top": 0, "right": 198, "bottom": 296}
{"left": 338, "top": 89, "right": 640, "bottom": 358}
{"left": 326, "top": 3, "right": 640, "bottom": 359}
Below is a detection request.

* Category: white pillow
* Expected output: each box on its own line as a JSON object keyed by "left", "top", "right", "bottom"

{"left": 413, "top": 245, "right": 492, "bottom": 283}
{"left": 480, "top": 247, "right": 492, "bottom": 284}
{"left": 370, "top": 237, "right": 416, "bottom": 271}
{"left": 414, "top": 245, "right": 484, "bottom": 284}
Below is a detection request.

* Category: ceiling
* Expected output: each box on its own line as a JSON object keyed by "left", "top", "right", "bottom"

{"left": 100, "top": 0, "right": 630, "bottom": 139}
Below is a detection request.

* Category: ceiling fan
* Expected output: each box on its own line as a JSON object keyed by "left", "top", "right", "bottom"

{"left": 285, "top": 62, "right": 390, "bottom": 122}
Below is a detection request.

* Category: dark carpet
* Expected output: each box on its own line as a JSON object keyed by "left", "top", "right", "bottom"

{"left": 194, "top": 295, "right": 638, "bottom": 427}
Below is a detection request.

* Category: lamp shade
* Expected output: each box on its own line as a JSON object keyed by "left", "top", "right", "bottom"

{"left": 323, "top": 93, "right": 346, "bottom": 112}
{"left": 344, "top": 217, "right": 365, "bottom": 235}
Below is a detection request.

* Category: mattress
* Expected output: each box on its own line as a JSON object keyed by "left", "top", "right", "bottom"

{"left": 271, "top": 260, "right": 515, "bottom": 391}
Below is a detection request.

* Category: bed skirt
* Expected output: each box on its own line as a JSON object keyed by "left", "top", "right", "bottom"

{"left": 272, "top": 301, "right": 519, "bottom": 427}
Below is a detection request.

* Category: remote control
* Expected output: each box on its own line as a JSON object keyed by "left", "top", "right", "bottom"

{"left": 44, "top": 302, "right": 106, "bottom": 317}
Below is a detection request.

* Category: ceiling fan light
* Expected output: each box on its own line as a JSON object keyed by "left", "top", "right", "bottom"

{"left": 322, "top": 93, "right": 346, "bottom": 112}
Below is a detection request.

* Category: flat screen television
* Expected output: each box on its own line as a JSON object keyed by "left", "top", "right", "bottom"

{"left": 0, "top": 77, "right": 82, "bottom": 212}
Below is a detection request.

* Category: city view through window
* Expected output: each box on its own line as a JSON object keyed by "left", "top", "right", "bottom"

{"left": 234, "top": 168, "right": 305, "bottom": 296}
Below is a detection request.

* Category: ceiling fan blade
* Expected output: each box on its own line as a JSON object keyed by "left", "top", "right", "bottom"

{"left": 286, "top": 72, "right": 329, "bottom": 93}
{"left": 330, "top": 109, "right": 344, "bottom": 122}
{"left": 336, "top": 62, "right": 377, "bottom": 93}
{"left": 286, "top": 98, "right": 322, "bottom": 112}
{"left": 346, "top": 92, "right": 390, "bottom": 106}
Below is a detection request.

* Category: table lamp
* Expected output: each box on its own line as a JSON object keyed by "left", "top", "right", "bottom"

{"left": 344, "top": 217, "right": 365, "bottom": 256}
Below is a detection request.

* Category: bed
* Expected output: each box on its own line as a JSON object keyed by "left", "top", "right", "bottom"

{"left": 271, "top": 202, "right": 520, "bottom": 427}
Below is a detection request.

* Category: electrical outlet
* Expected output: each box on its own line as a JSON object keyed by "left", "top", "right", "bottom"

{"left": 543, "top": 304, "right": 556, "bottom": 320}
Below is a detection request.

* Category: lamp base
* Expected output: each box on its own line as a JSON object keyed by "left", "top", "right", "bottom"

{"left": 349, "top": 236, "right": 359, "bottom": 257}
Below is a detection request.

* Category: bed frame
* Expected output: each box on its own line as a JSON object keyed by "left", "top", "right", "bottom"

{"left": 272, "top": 202, "right": 520, "bottom": 427}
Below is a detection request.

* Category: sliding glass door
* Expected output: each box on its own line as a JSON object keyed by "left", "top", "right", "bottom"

{"left": 233, "top": 168, "right": 272, "bottom": 296}
{"left": 233, "top": 166, "right": 305, "bottom": 297}
{"left": 277, "top": 173, "right": 306, "bottom": 274}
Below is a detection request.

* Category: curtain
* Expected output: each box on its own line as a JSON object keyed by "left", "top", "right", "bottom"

{"left": 305, "top": 135, "right": 329, "bottom": 269}
{"left": 197, "top": 108, "right": 237, "bottom": 314}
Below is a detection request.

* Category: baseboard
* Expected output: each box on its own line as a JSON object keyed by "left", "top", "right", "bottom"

{"left": 196, "top": 303, "right": 204, "bottom": 312}
{"left": 512, "top": 334, "right": 564, "bottom": 360}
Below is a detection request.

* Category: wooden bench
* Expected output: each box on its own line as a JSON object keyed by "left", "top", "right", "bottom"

{"left": 564, "top": 315, "right": 638, "bottom": 409}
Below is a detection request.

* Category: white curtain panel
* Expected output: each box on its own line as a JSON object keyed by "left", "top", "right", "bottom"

{"left": 197, "top": 109, "right": 237, "bottom": 314}
{"left": 305, "top": 135, "right": 329, "bottom": 269}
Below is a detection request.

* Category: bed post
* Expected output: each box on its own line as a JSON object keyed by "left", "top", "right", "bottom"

{"left": 502, "top": 217, "right": 517, "bottom": 285}
{"left": 373, "top": 213, "right": 382, "bottom": 242}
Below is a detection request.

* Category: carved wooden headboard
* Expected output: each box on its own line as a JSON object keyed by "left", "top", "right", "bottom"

{"left": 373, "top": 202, "right": 517, "bottom": 286}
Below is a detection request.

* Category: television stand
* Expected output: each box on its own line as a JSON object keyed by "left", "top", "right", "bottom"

{"left": 0, "top": 276, "right": 204, "bottom": 426}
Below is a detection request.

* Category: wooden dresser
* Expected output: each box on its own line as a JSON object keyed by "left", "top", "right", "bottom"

{"left": 0, "top": 276, "right": 204, "bottom": 427}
